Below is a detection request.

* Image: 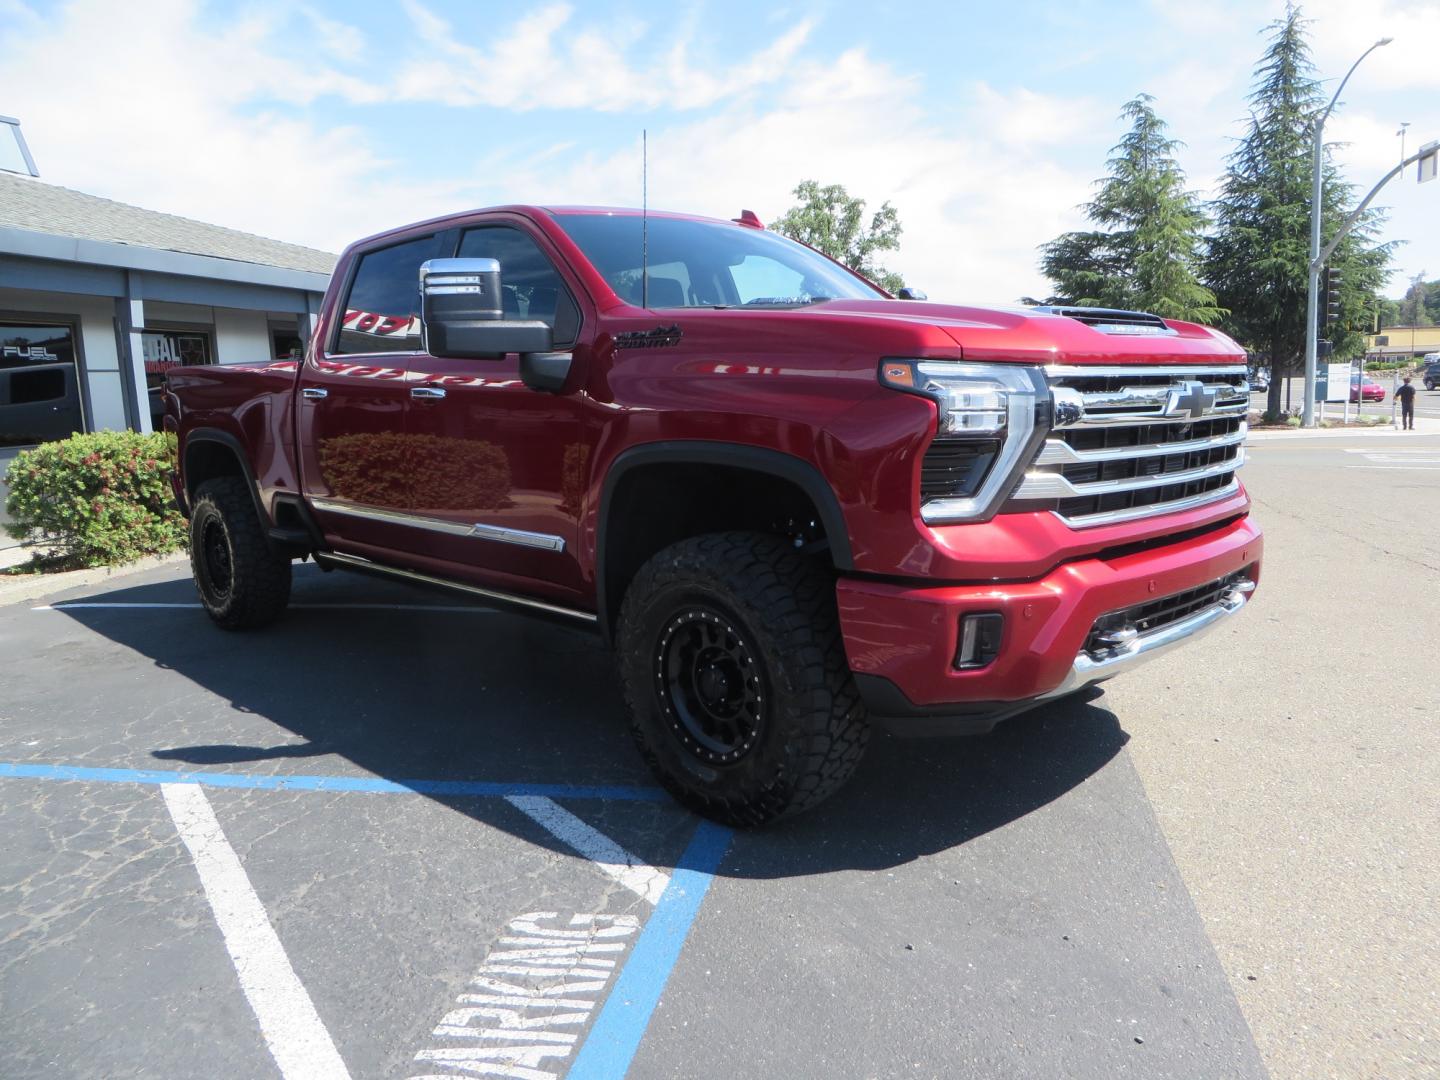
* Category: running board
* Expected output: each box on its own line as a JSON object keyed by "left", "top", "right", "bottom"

{"left": 313, "top": 551, "right": 599, "bottom": 626}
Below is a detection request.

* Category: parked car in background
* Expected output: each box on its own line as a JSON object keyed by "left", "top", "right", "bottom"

{"left": 1423, "top": 356, "right": 1440, "bottom": 391}
{"left": 1350, "top": 375, "right": 1385, "bottom": 403}
{"left": 1249, "top": 366, "right": 1270, "bottom": 392}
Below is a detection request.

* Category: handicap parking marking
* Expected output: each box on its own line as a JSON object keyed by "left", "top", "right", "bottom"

{"left": 566, "top": 820, "right": 730, "bottom": 1080}
{"left": 507, "top": 796, "right": 670, "bottom": 906}
{"left": 32, "top": 601, "right": 505, "bottom": 613}
{"left": 162, "top": 782, "right": 352, "bottom": 1080}
{"left": 2, "top": 760, "right": 731, "bottom": 1080}
{"left": 410, "top": 910, "right": 641, "bottom": 1079}
{"left": 0, "top": 761, "right": 668, "bottom": 802}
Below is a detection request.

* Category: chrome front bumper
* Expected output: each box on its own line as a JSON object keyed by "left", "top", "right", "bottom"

{"left": 1042, "top": 583, "right": 1252, "bottom": 701}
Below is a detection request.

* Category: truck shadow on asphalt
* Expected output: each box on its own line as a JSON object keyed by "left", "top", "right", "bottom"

{"left": 58, "top": 569, "right": 1130, "bottom": 878}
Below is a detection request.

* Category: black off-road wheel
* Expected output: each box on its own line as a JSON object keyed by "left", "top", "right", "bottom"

{"left": 616, "top": 532, "right": 870, "bottom": 827}
{"left": 189, "top": 477, "right": 292, "bottom": 630}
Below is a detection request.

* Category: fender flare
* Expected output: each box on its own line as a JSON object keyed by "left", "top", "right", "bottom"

{"left": 595, "top": 440, "right": 854, "bottom": 638}
{"left": 182, "top": 428, "right": 271, "bottom": 531}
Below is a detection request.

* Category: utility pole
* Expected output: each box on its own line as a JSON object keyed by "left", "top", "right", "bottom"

{"left": 1303, "top": 38, "right": 1393, "bottom": 429}
{"left": 1307, "top": 137, "right": 1438, "bottom": 424}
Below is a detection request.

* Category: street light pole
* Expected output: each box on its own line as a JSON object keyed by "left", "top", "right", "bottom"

{"left": 1303, "top": 37, "right": 1393, "bottom": 428}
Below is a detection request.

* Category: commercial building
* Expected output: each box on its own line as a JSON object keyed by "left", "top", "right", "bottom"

{"left": 0, "top": 118, "right": 334, "bottom": 449}
{"left": 1366, "top": 325, "right": 1440, "bottom": 362}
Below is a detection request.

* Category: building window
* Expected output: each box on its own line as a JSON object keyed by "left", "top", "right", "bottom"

{"left": 271, "top": 327, "right": 304, "bottom": 361}
{"left": 142, "top": 328, "right": 211, "bottom": 429}
{"left": 1, "top": 321, "right": 84, "bottom": 447}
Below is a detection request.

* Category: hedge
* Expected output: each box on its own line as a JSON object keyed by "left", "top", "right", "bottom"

{"left": 3, "top": 430, "right": 186, "bottom": 568}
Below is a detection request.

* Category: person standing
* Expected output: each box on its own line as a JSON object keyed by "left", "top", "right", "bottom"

{"left": 1396, "top": 376, "right": 1417, "bottom": 430}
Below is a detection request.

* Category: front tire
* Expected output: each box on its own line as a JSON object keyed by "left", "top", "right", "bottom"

{"left": 616, "top": 532, "right": 870, "bottom": 827}
{"left": 190, "top": 477, "right": 291, "bottom": 630}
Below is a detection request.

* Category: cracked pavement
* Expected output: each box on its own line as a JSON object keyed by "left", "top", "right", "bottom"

{"left": 10, "top": 436, "right": 1431, "bottom": 1078}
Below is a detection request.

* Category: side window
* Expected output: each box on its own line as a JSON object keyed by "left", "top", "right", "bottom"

{"left": 458, "top": 226, "right": 580, "bottom": 346}
{"left": 336, "top": 234, "right": 442, "bottom": 355}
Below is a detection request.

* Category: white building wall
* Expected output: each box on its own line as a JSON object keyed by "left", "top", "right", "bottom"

{"left": 214, "top": 309, "right": 272, "bottom": 365}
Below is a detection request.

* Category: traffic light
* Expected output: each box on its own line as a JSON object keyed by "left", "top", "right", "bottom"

{"left": 1323, "top": 266, "right": 1342, "bottom": 327}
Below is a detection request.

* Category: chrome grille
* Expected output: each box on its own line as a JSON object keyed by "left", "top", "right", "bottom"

{"left": 1012, "top": 365, "right": 1249, "bottom": 527}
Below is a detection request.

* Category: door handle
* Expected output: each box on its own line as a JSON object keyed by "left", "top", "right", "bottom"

{"left": 410, "top": 386, "right": 447, "bottom": 400}
{"left": 301, "top": 387, "right": 328, "bottom": 400}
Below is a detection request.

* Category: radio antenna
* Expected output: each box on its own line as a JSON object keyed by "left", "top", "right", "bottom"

{"left": 641, "top": 129, "right": 649, "bottom": 309}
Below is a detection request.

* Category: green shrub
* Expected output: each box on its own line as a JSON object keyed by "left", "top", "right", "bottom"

{"left": 3, "top": 430, "right": 186, "bottom": 568}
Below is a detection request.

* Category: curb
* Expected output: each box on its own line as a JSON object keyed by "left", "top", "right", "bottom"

{"left": 0, "top": 550, "right": 189, "bottom": 608}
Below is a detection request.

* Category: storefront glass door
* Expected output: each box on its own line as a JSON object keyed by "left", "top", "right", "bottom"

{"left": 1, "top": 322, "right": 84, "bottom": 447}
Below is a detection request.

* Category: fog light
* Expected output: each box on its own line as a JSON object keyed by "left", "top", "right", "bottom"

{"left": 956, "top": 613, "right": 1003, "bottom": 669}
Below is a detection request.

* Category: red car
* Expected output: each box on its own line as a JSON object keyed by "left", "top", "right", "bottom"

{"left": 1351, "top": 376, "right": 1385, "bottom": 402}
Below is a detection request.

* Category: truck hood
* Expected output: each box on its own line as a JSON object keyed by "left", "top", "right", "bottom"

{"left": 789, "top": 299, "right": 1246, "bottom": 366}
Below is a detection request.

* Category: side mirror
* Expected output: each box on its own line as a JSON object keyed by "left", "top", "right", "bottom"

{"left": 895, "top": 286, "right": 928, "bottom": 301}
{"left": 420, "top": 258, "right": 554, "bottom": 358}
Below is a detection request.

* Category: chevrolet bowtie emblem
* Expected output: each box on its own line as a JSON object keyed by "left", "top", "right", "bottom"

{"left": 1165, "top": 379, "right": 1216, "bottom": 419}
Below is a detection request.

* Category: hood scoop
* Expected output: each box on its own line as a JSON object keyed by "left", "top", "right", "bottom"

{"left": 1032, "top": 306, "right": 1177, "bottom": 336}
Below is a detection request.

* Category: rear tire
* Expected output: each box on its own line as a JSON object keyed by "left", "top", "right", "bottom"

{"left": 190, "top": 477, "right": 291, "bottom": 630}
{"left": 616, "top": 531, "right": 870, "bottom": 827}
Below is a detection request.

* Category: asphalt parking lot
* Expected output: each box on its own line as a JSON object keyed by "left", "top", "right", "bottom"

{"left": 3, "top": 432, "right": 1437, "bottom": 1080}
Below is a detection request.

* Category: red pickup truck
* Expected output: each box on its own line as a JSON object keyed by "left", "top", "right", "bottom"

{"left": 165, "top": 205, "right": 1261, "bottom": 825}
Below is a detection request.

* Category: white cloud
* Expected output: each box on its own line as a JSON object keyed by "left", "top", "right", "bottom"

{"left": 390, "top": 1, "right": 813, "bottom": 112}
{"left": 0, "top": 0, "right": 1101, "bottom": 302}
{"left": 2, "top": 0, "right": 1433, "bottom": 303}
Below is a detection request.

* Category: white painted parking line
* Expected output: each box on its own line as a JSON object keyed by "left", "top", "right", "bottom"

{"left": 161, "top": 783, "right": 351, "bottom": 1080}
{"left": 34, "top": 602, "right": 500, "bottom": 612}
{"left": 505, "top": 796, "right": 671, "bottom": 906}
{"left": 1341, "top": 448, "right": 1440, "bottom": 470}
{"left": 411, "top": 910, "right": 638, "bottom": 1080}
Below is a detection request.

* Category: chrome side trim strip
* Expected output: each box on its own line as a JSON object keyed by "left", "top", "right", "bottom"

{"left": 314, "top": 551, "right": 597, "bottom": 623}
{"left": 1048, "top": 478, "right": 1242, "bottom": 528}
{"left": 1035, "top": 423, "right": 1248, "bottom": 466}
{"left": 310, "top": 498, "right": 566, "bottom": 553}
{"left": 1044, "top": 364, "right": 1249, "bottom": 378}
{"left": 1016, "top": 449, "right": 1244, "bottom": 500}
{"left": 1040, "top": 586, "right": 1249, "bottom": 699}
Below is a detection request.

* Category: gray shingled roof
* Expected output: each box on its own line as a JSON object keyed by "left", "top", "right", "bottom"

{"left": 0, "top": 171, "right": 336, "bottom": 275}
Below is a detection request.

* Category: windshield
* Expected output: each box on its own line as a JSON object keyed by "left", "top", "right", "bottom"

{"left": 553, "top": 213, "right": 886, "bottom": 308}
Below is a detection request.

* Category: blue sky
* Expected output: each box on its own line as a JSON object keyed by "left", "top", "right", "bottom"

{"left": 2, "top": 0, "right": 1436, "bottom": 304}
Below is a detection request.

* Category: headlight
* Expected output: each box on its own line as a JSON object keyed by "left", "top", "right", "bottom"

{"left": 879, "top": 360, "right": 1049, "bottom": 523}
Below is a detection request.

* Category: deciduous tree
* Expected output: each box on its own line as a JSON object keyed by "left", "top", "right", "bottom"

{"left": 771, "top": 181, "right": 905, "bottom": 293}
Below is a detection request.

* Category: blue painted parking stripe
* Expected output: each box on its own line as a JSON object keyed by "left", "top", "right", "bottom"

{"left": 0, "top": 762, "right": 668, "bottom": 801}
{"left": 567, "top": 819, "right": 732, "bottom": 1080}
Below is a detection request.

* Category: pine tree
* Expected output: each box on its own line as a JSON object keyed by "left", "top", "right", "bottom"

{"left": 1205, "top": 4, "right": 1393, "bottom": 413}
{"left": 771, "top": 181, "right": 905, "bottom": 293}
{"left": 1039, "top": 95, "right": 1222, "bottom": 323}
